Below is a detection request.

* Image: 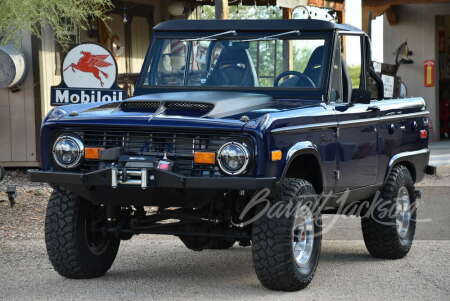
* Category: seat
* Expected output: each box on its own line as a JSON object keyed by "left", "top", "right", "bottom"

{"left": 207, "top": 47, "right": 258, "bottom": 87}
{"left": 303, "top": 46, "right": 324, "bottom": 87}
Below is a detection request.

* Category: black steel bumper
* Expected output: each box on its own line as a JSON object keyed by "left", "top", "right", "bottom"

{"left": 28, "top": 168, "right": 277, "bottom": 190}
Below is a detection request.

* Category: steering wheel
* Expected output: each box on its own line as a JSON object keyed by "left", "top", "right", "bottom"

{"left": 274, "top": 71, "right": 316, "bottom": 88}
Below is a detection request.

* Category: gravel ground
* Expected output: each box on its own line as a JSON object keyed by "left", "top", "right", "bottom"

{"left": 1, "top": 168, "right": 449, "bottom": 241}
{"left": 0, "top": 170, "right": 51, "bottom": 240}
{"left": 1, "top": 237, "right": 449, "bottom": 300}
{"left": 0, "top": 169, "right": 449, "bottom": 300}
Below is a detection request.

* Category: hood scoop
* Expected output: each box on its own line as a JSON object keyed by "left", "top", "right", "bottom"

{"left": 120, "top": 100, "right": 215, "bottom": 117}
{"left": 121, "top": 91, "right": 273, "bottom": 119}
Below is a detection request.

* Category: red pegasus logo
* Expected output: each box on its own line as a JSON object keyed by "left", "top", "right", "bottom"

{"left": 64, "top": 51, "right": 112, "bottom": 87}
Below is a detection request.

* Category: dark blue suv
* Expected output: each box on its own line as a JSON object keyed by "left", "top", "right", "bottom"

{"left": 31, "top": 19, "right": 432, "bottom": 291}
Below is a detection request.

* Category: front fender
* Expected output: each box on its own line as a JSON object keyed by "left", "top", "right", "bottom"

{"left": 281, "top": 141, "right": 327, "bottom": 190}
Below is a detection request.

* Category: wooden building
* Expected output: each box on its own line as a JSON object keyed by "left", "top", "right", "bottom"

{"left": 363, "top": 0, "right": 450, "bottom": 140}
{"left": 0, "top": 0, "right": 345, "bottom": 167}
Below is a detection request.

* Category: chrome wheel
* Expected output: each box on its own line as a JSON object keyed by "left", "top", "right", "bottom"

{"left": 396, "top": 186, "right": 411, "bottom": 239}
{"left": 292, "top": 206, "right": 315, "bottom": 266}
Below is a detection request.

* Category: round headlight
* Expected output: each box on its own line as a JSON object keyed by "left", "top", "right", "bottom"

{"left": 52, "top": 135, "right": 84, "bottom": 169}
{"left": 217, "top": 142, "right": 250, "bottom": 175}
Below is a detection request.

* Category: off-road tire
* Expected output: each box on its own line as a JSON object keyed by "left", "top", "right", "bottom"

{"left": 45, "top": 189, "right": 120, "bottom": 278}
{"left": 179, "top": 236, "right": 235, "bottom": 251}
{"left": 362, "top": 165, "right": 416, "bottom": 259}
{"left": 252, "top": 179, "right": 322, "bottom": 291}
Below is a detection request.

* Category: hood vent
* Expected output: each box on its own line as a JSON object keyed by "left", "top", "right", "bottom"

{"left": 164, "top": 102, "right": 214, "bottom": 117}
{"left": 121, "top": 101, "right": 160, "bottom": 112}
{"left": 120, "top": 100, "right": 214, "bottom": 117}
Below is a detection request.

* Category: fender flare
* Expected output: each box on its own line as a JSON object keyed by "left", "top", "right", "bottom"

{"left": 281, "top": 141, "right": 327, "bottom": 191}
{"left": 385, "top": 148, "right": 430, "bottom": 182}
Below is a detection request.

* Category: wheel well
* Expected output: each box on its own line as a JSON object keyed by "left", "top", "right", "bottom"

{"left": 393, "top": 161, "right": 417, "bottom": 182}
{"left": 285, "top": 154, "right": 323, "bottom": 193}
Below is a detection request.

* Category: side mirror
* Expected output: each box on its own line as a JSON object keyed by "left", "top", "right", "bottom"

{"left": 351, "top": 89, "right": 371, "bottom": 104}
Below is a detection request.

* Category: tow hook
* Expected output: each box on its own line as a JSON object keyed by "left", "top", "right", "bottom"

{"left": 6, "top": 185, "right": 16, "bottom": 207}
{"left": 415, "top": 190, "right": 422, "bottom": 199}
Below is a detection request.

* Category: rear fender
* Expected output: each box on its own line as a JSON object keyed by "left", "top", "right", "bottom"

{"left": 386, "top": 148, "right": 430, "bottom": 183}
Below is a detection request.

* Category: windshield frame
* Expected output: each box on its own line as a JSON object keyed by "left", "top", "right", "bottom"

{"left": 136, "top": 31, "right": 334, "bottom": 100}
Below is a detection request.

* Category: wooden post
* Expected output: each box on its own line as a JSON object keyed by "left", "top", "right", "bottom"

{"left": 362, "top": 4, "right": 370, "bottom": 34}
{"left": 215, "top": 0, "right": 229, "bottom": 20}
{"left": 385, "top": 6, "right": 398, "bottom": 26}
{"left": 282, "top": 8, "right": 293, "bottom": 71}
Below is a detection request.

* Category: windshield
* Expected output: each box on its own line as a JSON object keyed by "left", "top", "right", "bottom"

{"left": 143, "top": 34, "right": 328, "bottom": 90}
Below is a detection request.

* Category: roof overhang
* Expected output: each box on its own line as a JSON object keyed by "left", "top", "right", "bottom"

{"left": 154, "top": 19, "right": 360, "bottom": 32}
{"left": 362, "top": 0, "right": 450, "bottom": 32}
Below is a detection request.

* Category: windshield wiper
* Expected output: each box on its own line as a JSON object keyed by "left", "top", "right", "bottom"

{"left": 183, "top": 30, "right": 237, "bottom": 42}
{"left": 242, "top": 30, "right": 301, "bottom": 42}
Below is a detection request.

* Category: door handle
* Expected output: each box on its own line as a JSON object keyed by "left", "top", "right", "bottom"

{"left": 367, "top": 106, "right": 380, "bottom": 112}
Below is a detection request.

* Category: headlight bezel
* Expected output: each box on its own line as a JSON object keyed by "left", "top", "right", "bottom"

{"left": 52, "top": 135, "right": 84, "bottom": 169}
{"left": 217, "top": 141, "right": 250, "bottom": 176}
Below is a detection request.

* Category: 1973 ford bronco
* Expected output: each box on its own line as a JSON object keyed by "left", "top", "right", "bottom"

{"left": 30, "top": 19, "right": 433, "bottom": 291}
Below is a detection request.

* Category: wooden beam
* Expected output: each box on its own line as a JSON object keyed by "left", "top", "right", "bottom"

{"left": 364, "top": 0, "right": 450, "bottom": 7}
{"left": 308, "top": 0, "right": 345, "bottom": 11}
{"left": 385, "top": 6, "right": 398, "bottom": 25}
{"left": 282, "top": 7, "right": 292, "bottom": 19}
{"left": 362, "top": 4, "right": 370, "bottom": 33}
{"left": 362, "top": 3, "right": 391, "bottom": 20}
{"left": 282, "top": 8, "right": 293, "bottom": 71}
{"left": 215, "top": 0, "right": 229, "bottom": 20}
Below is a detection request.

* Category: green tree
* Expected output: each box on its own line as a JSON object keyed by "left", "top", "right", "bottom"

{"left": 347, "top": 65, "right": 361, "bottom": 88}
{"left": 0, "top": 0, "right": 112, "bottom": 46}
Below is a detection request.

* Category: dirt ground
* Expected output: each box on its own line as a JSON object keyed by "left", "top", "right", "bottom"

{"left": 0, "top": 170, "right": 51, "bottom": 240}
{"left": 1, "top": 168, "right": 449, "bottom": 241}
{"left": 1, "top": 169, "right": 449, "bottom": 300}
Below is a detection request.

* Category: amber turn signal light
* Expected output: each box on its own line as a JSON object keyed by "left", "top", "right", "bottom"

{"left": 194, "top": 152, "right": 216, "bottom": 164}
{"left": 84, "top": 147, "right": 104, "bottom": 159}
{"left": 271, "top": 150, "right": 282, "bottom": 161}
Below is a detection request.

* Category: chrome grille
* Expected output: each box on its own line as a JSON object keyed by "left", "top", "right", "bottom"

{"left": 55, "top": 128, "right": 252, "bottom": 176}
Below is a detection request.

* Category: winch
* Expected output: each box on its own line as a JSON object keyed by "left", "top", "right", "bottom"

{"left": 111, "top": 154, "right": 173, "bottom": 189}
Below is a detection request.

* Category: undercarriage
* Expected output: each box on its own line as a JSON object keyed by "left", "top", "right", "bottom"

{"left": 91, "top": 190, "right": 255, "bottom": 244}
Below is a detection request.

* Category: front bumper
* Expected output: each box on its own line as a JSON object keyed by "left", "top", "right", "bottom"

{"left": 28, "top": 168, "right": 277, "bottom": 190}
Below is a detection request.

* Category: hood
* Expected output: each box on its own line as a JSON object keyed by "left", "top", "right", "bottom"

{"left": 49, "top": 91, "right": 316, "bottom": 132}
{"left": 121, "top": 91, "right": 273, "bottom": 118}
{"left": 53, "top": 91, "right": 280, "bottom": 121}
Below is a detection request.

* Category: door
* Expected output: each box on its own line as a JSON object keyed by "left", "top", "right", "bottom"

{"left": 333, "top": 33, "right": 378, "bottom": 192}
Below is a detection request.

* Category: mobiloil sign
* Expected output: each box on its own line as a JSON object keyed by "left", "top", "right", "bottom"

{"left": 51, "top": 43, "right": 127, "bottom": 106}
